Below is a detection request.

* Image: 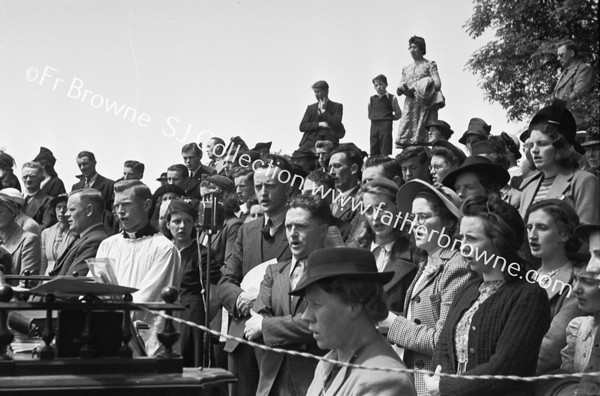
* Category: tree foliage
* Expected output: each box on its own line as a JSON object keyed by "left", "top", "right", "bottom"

{"left": 465, "top": 0, "right": 599, "bottom": 125}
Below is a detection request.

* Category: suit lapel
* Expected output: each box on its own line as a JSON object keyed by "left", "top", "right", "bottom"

{"left": 546, "top": 169, "right": 574, "bottom": 199}
{"left": 382, "top": 247, "right": 417, "bottom": 294}
{"left": 273, "top": 261, "right": 292, "bottom": 316}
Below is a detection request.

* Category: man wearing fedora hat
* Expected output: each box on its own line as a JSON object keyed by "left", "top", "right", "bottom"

{"left": 299, "top": 80, "right": 346, "bottom": 151}
{"left": 458, "top": 118, "right": 491, "bottom": 156}
{"left": 245, "top": 194, "right": 330, "bottom": 396}
{"left": 290, "top": 247, "right": 416, "bottom": 395}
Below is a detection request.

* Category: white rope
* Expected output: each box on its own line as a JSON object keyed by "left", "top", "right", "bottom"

{"left": 138, "top": 305, "right": 600, "bottom": 383}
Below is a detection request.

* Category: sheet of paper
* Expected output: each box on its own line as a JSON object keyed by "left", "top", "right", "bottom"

{"left": 240, "top": 258, "right": 277, "bottom": 298}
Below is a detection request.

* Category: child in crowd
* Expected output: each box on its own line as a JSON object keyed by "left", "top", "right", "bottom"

{"left": 368, "top": 74, "right": 401, "bottom": 156}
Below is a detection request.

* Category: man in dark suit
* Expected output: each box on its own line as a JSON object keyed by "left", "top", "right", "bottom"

{"left": 21, "top": 161, "right": 54, "bottom": 230}
{"left": 217, "top": 155, "right": 293, "bottom": 396}
{"left": 298, "top": 80, "right": 345, "bottom": 151}
{"left": 49, "top": 189, "right": 108, "bottom": 276}
{"left": 244, "top": 193, "right": 328, "bottom": 396}
{"left": 181, "top": 143, "right": 216, "bottom": 200}
{"left": 328, "top": 144, "right": 363, "bottom": 223}
{"left": 71, "top": 151, "right": 115, "bottom": 213}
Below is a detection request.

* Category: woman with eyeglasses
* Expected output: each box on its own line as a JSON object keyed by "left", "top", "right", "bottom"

{"left": 395, "top": 36, "right": 443, "bottom": 148}
{"left": 425, "top": 195, "right": 551, "bottom": 396}
{"left": 386, "top": 179, "right": 474, "bottom": 396}
{"left": 524, "top": 199, "right": 585, "bottom": 374}
{"left": 519, "top": 100, "right": 599, "bottom": 224}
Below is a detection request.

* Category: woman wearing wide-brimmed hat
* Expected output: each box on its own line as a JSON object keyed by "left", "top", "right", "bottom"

{"left": 441, "top": 155, "right": 510, "bottom": 203}
{"left": 386, "top": 179, "right": 474, "bottom": 395}
{"left": 519, "top": 99, "right": 599, "bottom": 224}
{"left": 291, "top": 247, "right": 417, "bottom": 396}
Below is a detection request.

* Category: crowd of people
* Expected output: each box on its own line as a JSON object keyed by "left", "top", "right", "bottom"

{"left": 0, "top": 36, "right": 599, "bottom": 396}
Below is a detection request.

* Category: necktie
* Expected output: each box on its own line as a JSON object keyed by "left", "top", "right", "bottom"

{"left": 261, "top": 219, "right": 273, "bottom": 240}
{"left": 84, "top": 178, "right": 91, "bottom": 188}
{"left": 290, "top": 261, "right": 305, "bottom": 290}
{"left": 49, "top": 234, "right": 80, "bottom": 276}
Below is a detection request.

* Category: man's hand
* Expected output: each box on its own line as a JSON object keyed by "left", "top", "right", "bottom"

{"left": 244, "top": 310, "right": 263, "bottom": 341}
{"left": 318, "top": 121, "right": 330, "bottom": 128}
{"left": 236, "top": 291, "right": 256, "bottom": 317}
{"left": 377, "top": 311, "right": 398, "bottom": 334}
{"left": 423, "top": 365, "right": 442, "bottom": 396}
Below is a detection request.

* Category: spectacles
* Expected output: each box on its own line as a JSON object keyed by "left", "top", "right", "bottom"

{"left": 413, "top": 212, "right": 434, "bottom": 225}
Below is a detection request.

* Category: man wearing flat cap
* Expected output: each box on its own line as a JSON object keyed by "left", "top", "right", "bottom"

{"left": 299, "top": 80, "right": 346, "bottom": 151}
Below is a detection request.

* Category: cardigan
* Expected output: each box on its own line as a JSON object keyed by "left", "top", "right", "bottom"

{"left": 433, "top": 278, "right": 551, "bottom": 396}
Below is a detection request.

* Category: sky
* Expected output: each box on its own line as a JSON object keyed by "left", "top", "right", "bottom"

{"left": 1, "top": 0, "right": 523, "bottom": 191}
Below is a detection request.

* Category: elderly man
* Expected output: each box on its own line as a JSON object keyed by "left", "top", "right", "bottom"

{"left": 181, "top": 143, "right": 216, "bottom": 200}
{"left": 95, "top": 180, "right": 181, "bottom": 355}
{"left": 553, "top": 40, "right": 595, "bottom": 128}
{"left": 21, "top": 162, "right": 54, "bottom": 230}
{"left": 49, "top": 189, "right": 108, "bottom": 276}
{"left": 217, "top": 155, "right": 293, "bottom": 396}
{"left": 71, "top": 151, "right": 115, "bottom": 213}
{"left": 299, "top": 80, "right": 345, "bottom": 151}
{"left": 245, "top": 194, "right": 329, "bottom": 396}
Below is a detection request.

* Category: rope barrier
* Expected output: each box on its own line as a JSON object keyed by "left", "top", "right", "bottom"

{"left": 138, "top": 305, "right": 600, "bottom": 383}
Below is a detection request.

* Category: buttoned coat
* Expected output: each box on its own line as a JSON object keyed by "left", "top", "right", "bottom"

{"left": 1, "top": 225, "right": 40, "bottom": 275}
{"left": 253, "top": 259, "right": 323, "bottom": 396}
{"left": 217, "top": 217, "right": 292, "bottom": 352}
{"left": 51, "top": 223, "right": 109, "bottom": 276}
{"left": 387, "top": 248, "right": 473, "bottom": 396}
{"left": 433, "top": 279, "right": 551, "bottom": 396}
{"left": 299, "top": 100, "right": 345, "bottom": 149}
{"left": 518, "top": 168, "right": 599, "bottom": 225}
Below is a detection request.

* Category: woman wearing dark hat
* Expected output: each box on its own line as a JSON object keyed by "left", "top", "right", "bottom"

{"left": 425, "top": 195, "right": 551, "bottom": 396}
{"left": 395, "top": 36, "right": 443, "bottom": 148}
{"left": 441, "top": 155, "right": 510, "bottom": 203}
{"left": 291, "top": 247, "right": 417, "bottom": 396}
{"left": 164, "top": 199, "right": 221, "bottom": 367}
{"left": 458, "top": 118, "right": 491, "bottom": 155}
{"left": 0, "top": 151, "right": 22, "bottom": 192}
{"left": 40, "top": 194, "right": 75, "bottom": 275}
{"left": 519, "top": 100, "right": 599, "bottom": 224}
{"left": 149, "top": 184, "right": 186, "bottom": 232}
{"left": 33, "top": 147, "right": 66, "bottom": 198}
{"left": 387, "top": 179, "right": 474, "bottom": 396}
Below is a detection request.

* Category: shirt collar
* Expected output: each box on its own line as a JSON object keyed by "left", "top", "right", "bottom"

{"left": 265, "top": 210, "right": 286, "bottom": 230}
{"left": 86, "top": 173, "right": 99, "bottom": 186}
{"left": 370, "top": 240, "right": 395, "bottom": 253}
{"left": 78, "top": 222, "right": 103, "bottom": 238}
{"left": 122, "top": 222, "right": 158, "bottom": 239}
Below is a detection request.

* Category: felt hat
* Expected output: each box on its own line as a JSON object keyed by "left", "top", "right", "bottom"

{"left": 396, "top": 179, "right": 461, "bottom": 220}
{"left": 167, "top": 198, "right": 198, "bottom": 219}
{"left": 581, "top": 127, "right": 600, "bottom": 148}
{"left": 152, "top": 184, "right": 186, "bottom": 200}
{"left": 415, "top": 77, "right": 437, "bottom": 107}
{"left": 252, "top": 142, "right": 272, "bottom": 152}
{"left": 574, "top": 223, "right": 600, "bottom": 241}
{"left": 156, "top": 172, "right": 167, "bottom": 183}
{"left": 0, "top": 188, "right": 25, "bottom": 207}
{"left": 48, "top": 193, "right": 68, "bottom": 209}
{"left": 500, "top": 132, "right": 522, "bottom": 160}
{"left": 206, "top": 175, "right": 235, "bottom": 194}
{"left": 291, "top": 150, "right": 317, "bottom": 160}
{"left": 431, "top": 140, "right": 466, "bottom": 165}
{"left": 526, "top": 99, "right": 584, "bottom": 154}
{"left": 459, "top": 118, "right": 491, "bottom": 144}
{"left": 426, "top": 120, "right": 454, "bottom": 139}
{"left": 441, "top": 155, "right": 510, "bottom": 189}
{"left": 312, "top": 80, "right": 329, "bottom": 90}
{"left": 289, "top": 248, "right": 394, "bottom": 296}
{"left": 33, "top": 147, "right": 56, "bottom": 165}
